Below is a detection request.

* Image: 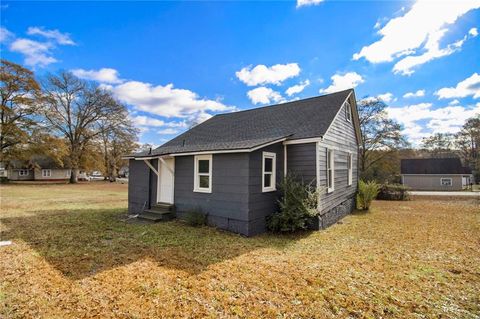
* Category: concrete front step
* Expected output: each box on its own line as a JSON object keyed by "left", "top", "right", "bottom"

{"left": 151, "top": 202, "right": 174, "bottom": 212}
{"left": 138, "top": 210, "right": 174, "bottom": 222}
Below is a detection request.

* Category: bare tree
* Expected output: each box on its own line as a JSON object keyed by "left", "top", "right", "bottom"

{"left": 455, "top": 115, "right": 480, "bottom": 181}
{"left": 98, "top": 102, "right": 138, "bottom": 181}
{"left": 41, "top": 72, "right": 125, "bottom": 183}
{"left": 0, "top": 59, "right": 41, "bottom": 162}
{"left": 357, "top": 97, "right": 409, "bottom": 180}
{"left": 421, "top": 133, "right": 454, "bottom": 156}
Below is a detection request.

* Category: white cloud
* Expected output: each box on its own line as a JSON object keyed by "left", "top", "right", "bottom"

{"left": 0, "top": 27, "right": 13, "bottom": 43}
{"left": 236, "top": 63, "right": 300, "bottom": 86}
{"left": 320, "top": 72, "right": 364, "bottom": 94}
{"left": 296, "top": 0, "right": 324, "bottom": 8}
{"left": 285, "top": 80, "right": 310, "bottom": 96}
{"left": 377, "top": 92, "right": 395, "bottom": 103}
{"left": 6, "top": 26, "right": 75, "bottom": 67}
{"left": 27, "top": 26, "right": 76, "bottom": 45}
{"left": 157, "top": 128, "right": 181, "bottom": 135}
{"left": 9, "top": 38, "right": 56, "bottom": 67}
{"left": 393, "top": 28, "right": 474, "bottom": 75}
{"left": 112, "top": 81, "right": 235, "bottom": 118}
{"left": 71, "top": 68, "right": 123, "bottom": 84}
{"left": 132, "top": 115, "right": 188, "bottom": 136}
{"left": 403, "top": 89, "right": 425, "bottom": 98}
{"left": 353, "top": 1, "right": 480, "bottom": 75}
{"left": 387, "top": 102, "right": 480, "bottom": 144}
{"left": 360, "top": 93, "right": 395, "bottom": 104}
{"left": 247, "top": 87, "right": 284, "bottom": 105}
{"left": 449, "top": 99, "right": 460, "bottom": 105}
{"left": 469, "top": 27, "right": 478, "bottom": 37}
{"left": 435, "top": 73, "right": 480, "bottom": 99}
{"left": 131, "top": 115, "right": 166, "bottom": 127}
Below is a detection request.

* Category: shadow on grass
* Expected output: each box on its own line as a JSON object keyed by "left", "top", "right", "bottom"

{"left": 1, "top": 208, "right": 308, "bottom": 279}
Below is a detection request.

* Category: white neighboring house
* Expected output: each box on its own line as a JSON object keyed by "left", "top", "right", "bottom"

{"left": 401, "top": 158, "right": 473, "bottom": 191}
{"left": 5, "top": 156, "right": 73, "bottom": 181}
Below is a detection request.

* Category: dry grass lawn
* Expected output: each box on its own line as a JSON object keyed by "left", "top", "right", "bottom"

{"left": 0, "top": 183, "right": 479, "bottom": 318}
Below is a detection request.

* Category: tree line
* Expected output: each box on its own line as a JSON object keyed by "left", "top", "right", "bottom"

{"left": 357, "top": 98, "right": 479, "bottom": 183}
{"left": 0, "top": 59, "right": 138, "bottom": 183}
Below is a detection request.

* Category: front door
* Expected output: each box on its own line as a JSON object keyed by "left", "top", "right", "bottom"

{"left": 157, "top": 158, "right": 175, "bottom": 204}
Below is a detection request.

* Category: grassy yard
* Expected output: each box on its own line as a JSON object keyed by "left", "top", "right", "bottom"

{"left": 0, "top": 183, "right": 479, "bottom": 318}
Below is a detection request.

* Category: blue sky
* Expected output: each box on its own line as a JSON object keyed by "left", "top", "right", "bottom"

{"left": 1, "top": 0, "right": 479, "bottom": 146}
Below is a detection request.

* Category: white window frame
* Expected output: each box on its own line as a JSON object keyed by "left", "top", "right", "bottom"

{"left": 440, "top": 177, "right": 452, "bottom": 186}
{"left": 65, "top": 169, "right": 71, "bottom": 178}
{"left": 262, "top": 152, "right": 276, "bottom": 192}
{"left": 345, "top": 101, "right": 352, "bottom": 122}
{"left": 194, "top": 154, "right": 212, "bottom": 193}
{"left": 326, "top": 149, "right": 335, "bottom": 193}
{"left": 42, "top": 169, "right": 52, "bottom": 177}
{"left": 18, "top": 169, "right": 28, "bottom": 176}
{"left": 347, "top": 152, "right": 353, "bottom": 186}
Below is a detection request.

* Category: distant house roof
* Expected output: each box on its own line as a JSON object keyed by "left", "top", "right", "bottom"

{"left": 7, "top": 155, "right": 67, "bottom": 169}
{"left": 132, "top": 89, "right": 355, "bottom": 157}
{"left": 401, "top": 158, "right": 472, "bottom": 175}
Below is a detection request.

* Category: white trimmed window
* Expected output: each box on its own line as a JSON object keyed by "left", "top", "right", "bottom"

{"left": 347, "top": 152, "right": 353, "bottom": 186}
{"left": 326, "top": 149, "right": 334, "bottom": 192}
{"left": 19, "top": 169, "right": 28, "bottom": 176}
{"left": 262, "top": 152, "right": 276, "bottom": 192}
{"left": 345, "top": 101, "right": 352, "bottom": 122}
{"left": 42, "top": 169, "right": 52, "bottom": 177}
{"left": 440, "top": 178, "right": 452, "bottom": 186}
{"left": 194, "top": 155, "right": 212, "bottom": 193}
{"left": 65, "top": 170, "right": 71, "bottom": 178}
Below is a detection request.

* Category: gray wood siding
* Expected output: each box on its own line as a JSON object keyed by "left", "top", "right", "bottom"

{"left": 174, "top": 153, "right": 250, "bottom": 233}
{"left": 318, "top": 97, "right": 359, "bottom": 214}
{"left": 8, "top": 169, "right": 34, "bottom": 181}
{"left": 128, "top": 159, "right": 152, "bottom": 214}
{"left": 247, "top": 142, "right": 284, "bottom": 235}
{"left": 33, "top": 168, "right": 71, "bottom": 180}
{"left": 402, "top": 175, "right": 463, "bottom": 191}
{"left": 286, "top": 143, "right": 317, "bottom": 186}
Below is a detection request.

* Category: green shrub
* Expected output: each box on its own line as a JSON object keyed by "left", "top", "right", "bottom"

{"left": 267, "top": 175, "right": 320, "bottom": 233}
{"left": 356, "top": 180, "right": 380, "bottom": 210}
{"left": 377, "top": 184, "right": 410, "bottom": 201}
{"left": 184, "top": 209, "right": 207, "bottom": 227}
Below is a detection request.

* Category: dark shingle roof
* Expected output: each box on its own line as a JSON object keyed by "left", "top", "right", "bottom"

{"left": 401, "top": 158, "right": 471, "bottom": 175}
{"left": 7, "top": 156, "right": 66, "bottom": 169}
{"left": 134, "top": 89, "right": 353, "bottom": 157}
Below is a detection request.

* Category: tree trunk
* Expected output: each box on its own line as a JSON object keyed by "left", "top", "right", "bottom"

{"left": 70, "top": 168, "right": 79, "bottom": 184}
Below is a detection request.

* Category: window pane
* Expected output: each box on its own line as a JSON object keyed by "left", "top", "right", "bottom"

{"left": 199, "top": 175, "right": 209, "bottom": 188}
{"left": 198, "top": 160, "right": 209, "bottom": 173}
{"left": 264, "top": 158, "right": 273, "bottom": 172}
{"left": 264, "top": 173, "right": 271, "bottom": 187}
{"left": 328, "top": 170, "right": 332, "bottom": 188}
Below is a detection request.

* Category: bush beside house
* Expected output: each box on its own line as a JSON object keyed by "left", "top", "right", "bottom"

{"left": 377, "top": 184, "right": 410, "bottom": 201}
{"left": 267, "top": 175, "right": 320, "bottom": 233}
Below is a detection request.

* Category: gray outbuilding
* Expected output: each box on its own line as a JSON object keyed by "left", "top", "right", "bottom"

{"left": 401, "top": 158, "right": 473, "bottom": 191}
{"left": 126, "top": 89, "right": 361, "bottom": 236}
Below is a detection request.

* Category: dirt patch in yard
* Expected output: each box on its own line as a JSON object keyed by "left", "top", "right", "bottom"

{"left": 1, "top": 184, "right": 479, "bottom": 318}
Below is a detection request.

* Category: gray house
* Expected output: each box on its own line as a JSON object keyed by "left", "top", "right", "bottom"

{"left": 5, "top": 156, "right": 72, "bottom": 181}
{"left": 126, "top": 89, "right": 361, "bottom": 236}
{"left": 401, "top": 158, "right": 473, "bottom": 191}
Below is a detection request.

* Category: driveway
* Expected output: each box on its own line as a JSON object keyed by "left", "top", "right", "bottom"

{"left": 410, "top": 191, "right": 480, "bottom": 197}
